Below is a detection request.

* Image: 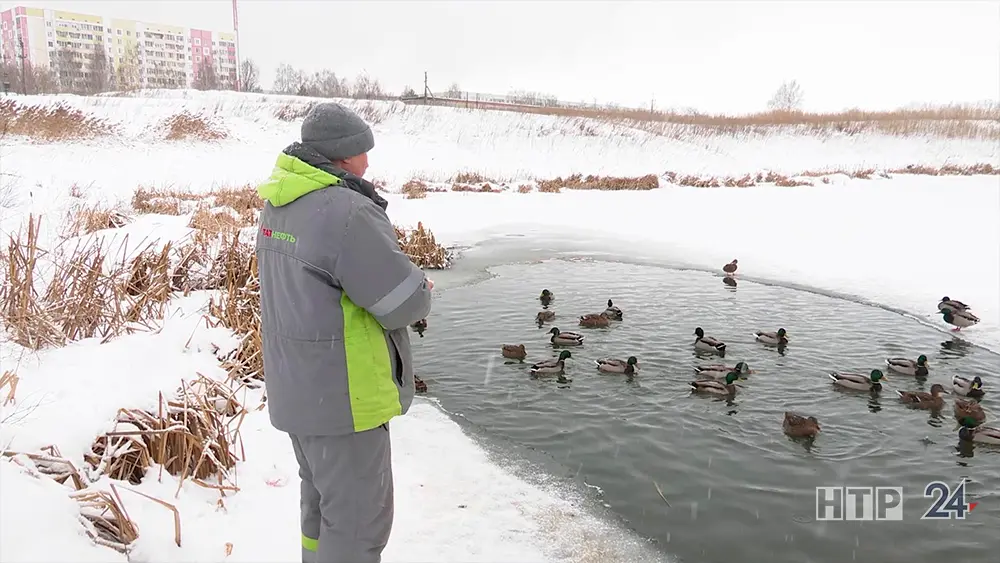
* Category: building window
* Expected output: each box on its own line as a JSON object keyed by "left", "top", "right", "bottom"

{"left": 117, "top": 29, "right": 121, "bottom": 35}
{"left": 202, "top": 47, "right": 209, "bottom": 55}
{"left": 194, "top": 37, "right": 201, "bottom": 46}
{"left": 126, "top": 30, "right": 131, "bottom": 36}
{"left": 195, "top": 56, "right": 201, "bottom": 63}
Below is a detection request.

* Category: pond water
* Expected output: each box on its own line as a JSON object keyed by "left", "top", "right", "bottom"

{"left": 412, "top": 250, "right": 1000, "bottom": 563}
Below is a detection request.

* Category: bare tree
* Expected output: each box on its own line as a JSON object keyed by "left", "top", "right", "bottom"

{"left": 445, "top": 82, "right": 462, "bottom": 98}
{"left": 85, "top": 46, "right": 111, "bottom": 94}
{"left": 2, "top": 61, "right": 58, "bottom": 94}
{"left": 115, "top": 42, "right": 141, "bottom": 92}
{"left": 400, "top": 85, "right": 416, "bottom": 98}
{"left": 239, "top": 58, "right": 261, "bottom": 92}
{"left": 351, "top": 71, "right": 384, "bottom": 99}
{"left": 193, "top": 59, "right": 220, "bottom": 90}
{"left": 767, "top": 80, "right": 804, "bottom": 112}
{"left": 149, "top": 61, "right": 186, "bottom": 89}
{"left": 55, "top": 46, "right": 84, "bottom": 92}
{"left": 273, "top": 63, "right": 305, "bottom": 94}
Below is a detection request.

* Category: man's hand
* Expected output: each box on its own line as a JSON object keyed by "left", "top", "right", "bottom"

{"left": 426, "top": 278, "right": 435, "bottom": 291}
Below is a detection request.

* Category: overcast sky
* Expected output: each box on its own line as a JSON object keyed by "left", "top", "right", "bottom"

{"left": 5, "top": 0, "right": 998, "bottom": 113}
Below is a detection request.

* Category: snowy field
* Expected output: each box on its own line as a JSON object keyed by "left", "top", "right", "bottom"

{"left": 1, "top": 89, "right": 998, "bottom": 562}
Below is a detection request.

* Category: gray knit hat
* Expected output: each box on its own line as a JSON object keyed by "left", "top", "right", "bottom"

{"left": 300, "top": 102, "right": 375, "bottom": 161}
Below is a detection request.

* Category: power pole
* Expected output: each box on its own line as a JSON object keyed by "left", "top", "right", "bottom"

{"left": 17, "top": 37, "right": 27, "bottom": 95}
{"left": 423, "top": 71, "right": 429, "bottom": 100}
{"left": 232, "top": 0, "right": 241, "bottom": 91}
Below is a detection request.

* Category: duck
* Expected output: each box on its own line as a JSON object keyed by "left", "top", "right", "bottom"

{"left": 535, "top": 310, "right": 555, "bottom": 324}
{"left": 885, "top": 355, "right": 929, "bottom": 376}
{"left": 953, "top": 398, "right": 986, "bottom": 426}
{"left": 938, "top": 296, "right": 971, "bottom": 314}
{"left": 952, "top": 375, "right": 985, "bottom": 398}
{"left": 413, "top": 375, "right": 428, "bottom": 393}
{"left": 696, "top": 361, "right": 753, "bottom": 380}
{"left": 829, "top": 369, "right": 887, "bottom": 391}
{"left": 896, "top": 383, "right": 948, "bottom": 409}
{"left": 539, "top": 289, "right": 554, "bottom": 306}
{"left": 957, "top": 418, "right": 1000, "bottom": 444}
{"left": 689, "top": 370, "right": 740, "bottom": 396}
{"left": 547, "top": 327, "right": 584, "bottom": 346}
{"left": 410, "top": 318, "right": 428, "bottom": 337}
{"left": 941, "top": 309, "right": 980, "bottom": 331}
{"left": 579, "top": 313, "right": 611, "bottom": 328}
{"left": 501, "top": 344, "right": 527, "bottom": 361}
{"left": 603, "top": 299, "right": 623, "bottom": 321}
{"left": 754, "top": 328, "right": 789, "bottom": 346}
{"left": 723, "top": 259, "right": 738, "bottom": 276}
{"left": 529, "top": 350, "right": 572, "bottom": 376}
{"left": 783, "top": 412, "right": 821, "bottom": 438}
{"left": 693, "top": 327, "right": 726, "bottom": 354}
{"left": 595, "top": 356, "right": 638, "bottom": 375}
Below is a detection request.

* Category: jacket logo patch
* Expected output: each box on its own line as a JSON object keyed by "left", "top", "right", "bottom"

{"left": 262, "top": 227, "right": 297, "bottom": 243}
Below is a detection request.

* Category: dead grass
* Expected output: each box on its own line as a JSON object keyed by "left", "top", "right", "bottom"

{"left": 453, "top": 172, "right": 496, "bottom": 184}
{"left": 887, "top": 163, "right": 998, "bottom": 176}
{"left": 71, "top": 488, "right": 141, "bottom": 552}
{"left": 451, "top": 182, "right": 502, "bottom": 193}
{"left": 160, "top": 112, "right": 228, "bottom": 141}
{"left": 0, "top": 99, "right": 116, "bottom": 141}
{"left": 1, "top": 370, "right": 18, "bottom": 405}
{"left": 410, "top": 98, "right": 1000, "bottom": 140}
{"left": 0, "top": 215, "right": 179, "bottom": 349}
{"left": 536, "top": 174, "right": 660, "bottom": 193}
{"left": 62, "top": 205, "right": 131, "bottom": 238}
{"left": 395, "top": 222, "right": 450, "bottom": 269}
{"left": 206, "top": 236, "right": 263, "bottom": 386}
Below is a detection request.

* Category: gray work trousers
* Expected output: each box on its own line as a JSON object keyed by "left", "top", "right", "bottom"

{"left": 289, "top": 424, "right": 394, "bottom": 563}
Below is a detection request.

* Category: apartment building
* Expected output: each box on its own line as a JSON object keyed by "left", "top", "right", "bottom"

{"left": 0, "top": 5, "right": 237, "bottom": 91}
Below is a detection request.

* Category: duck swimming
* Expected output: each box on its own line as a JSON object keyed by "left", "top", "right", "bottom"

{"left": 829, "top": 369, "right": 887, "bottom": 391}
{"left": 885, "top": 355, "right": 929, "bottom": 376}
{"left": 547, "top": 327, "right": 584, "bottom": 346}
{"left": 595, "top": 356, "right": 638, "bottom": 375}
{"left": 603, "top": 299, "right": 623, "bottom": 321}
{"left": 952, "top": 375, "right": 985, "bottom": 398}
{"left": 694, "top": 327, "right": 727, "bottom": 354}
{"left": 754, "top": 328, "right": 789, "bottom": 346}
{"left": 896, "top": 383, "right": 948, "bottom": 409}
{"left": 501, "top": 344, "right": 527, "bottom": 361}
{"left": 783, "top": 412, "right": 821, "bottom": 438}
{"left": 689, "top": 370, "right": 740, "bottom": 396}
{"left": 529, "top": 350, "right": 572, "bottom": 376}
{"left": 696, "top": 361, "right": 752, "bottom": 380}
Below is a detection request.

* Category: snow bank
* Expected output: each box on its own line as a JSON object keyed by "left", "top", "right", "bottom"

{"left": 3, "top": 89, "right": 996, "bottom": 193}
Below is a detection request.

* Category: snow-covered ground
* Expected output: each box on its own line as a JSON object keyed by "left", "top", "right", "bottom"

{"left": 1, "top": 89, "right": 998, "bottom": 562}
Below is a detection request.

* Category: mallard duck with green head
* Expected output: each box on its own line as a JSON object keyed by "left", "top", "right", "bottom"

{"left": 952, "top": 375, "right": 985, "bottom": 398}
{"left": 696, "top": 361, "right": 753, "bottom": 380}
{"left": 783, "top": 412, "right": 821, "bottom": 438}
{"left": 596, "top": 356, "right": 638, "bottom": 375}
{"left": 754, "top": 328, "right": 789, "bottom": 346}
{"left": 501, "top": 344, "right": 527, "bottom": 361}
{"left": 896, "top": 383, "right": 948, "bottom": 409}
{"left": 941, "top": 309, "right": 980, "bottom": 331}
{"left": 536, "top": 310, "right": 555, "bottom": 324}
{"left": 689, "top": 370, "right": 740, "bottom": 396}
{"left": 938, "top": 296, "right": 971, "bottom": 314}
{"left": 693, "top": 327, "right": 726, "bottom": 354}
{"left": 539, "top": 289, "right": 554, "bottom": 306}
{"left": 548, "top": 327, "right": 584, "bottom": 346}
{"left": 529, "top": 350, "right": 572, "bottom": 376}
{"left": 885, "top": 355, "right": 929, "bottom": 376}
{"left": 954, "top": 398, "right": 986, "bottom": 426}
{"left": 603, "top": 299, "right": 623, "bottom": 321}
{"left": 957, "top": 417, "right": 1000, "bottom": 444}
{"left": 829, "top": 369, "right": 887, "bottom": 391}
{"left": 579, "top": 313, "right": 611, "bottom": 328}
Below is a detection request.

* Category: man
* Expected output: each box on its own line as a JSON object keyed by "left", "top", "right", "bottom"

{"left": 255, "top": 102, "right": 434, "bottom": 563}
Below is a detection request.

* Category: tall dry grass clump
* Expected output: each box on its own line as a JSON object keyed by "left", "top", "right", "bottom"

{"left": 160, "top": 112, "right": 228, "bottom": 141}
{"left": 395, "top": 222, "right": 450, "bottom": 269}
{"left": 0, "top": 99, "right": 115, "bottom": 141}
{"left": 536, "top": 173, "right": 660, "bottom": 193}
{"left": 62, "top": 205, "right": 131, "bottom": 237}
{"left": 0, "top": 215, "right": 180, "bottom": 349}
{"left": 207, "top": 236, "right": 263, "bottom": 386}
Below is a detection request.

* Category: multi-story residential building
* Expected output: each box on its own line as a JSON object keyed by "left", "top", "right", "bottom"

{"left": 0, "top": 5, "right": 237, "bottom": 92}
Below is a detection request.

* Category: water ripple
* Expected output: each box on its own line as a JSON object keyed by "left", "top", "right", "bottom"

{"left": 413, "top": 258, "right": 1000, "bottom": 563}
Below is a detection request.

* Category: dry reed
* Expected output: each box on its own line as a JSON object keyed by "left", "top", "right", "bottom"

{"left": 3, "top": 446, "right": 87, "bottom": 491}
{"left": 63, "top": 205, "right": 131, "bottom": 238}
{"left": 1, "top": 215, "right": 177, "bottom": 349}
{"left": 161, "top": 112, "right": 228, "bottom": 141}
{"left": 536, "top": 173, "right": 660, "bottom": 192}
{"left": 395, "top": 222, "right": 450, "bottom": 269}
{"left": 1, "top": 370, "right": 19, "bottom": 405}
{"left": 0, "top": 99, "right": 115, "bottom": 141}
{"left": 70, "top": 488, "right": 140, "bottom": 553}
